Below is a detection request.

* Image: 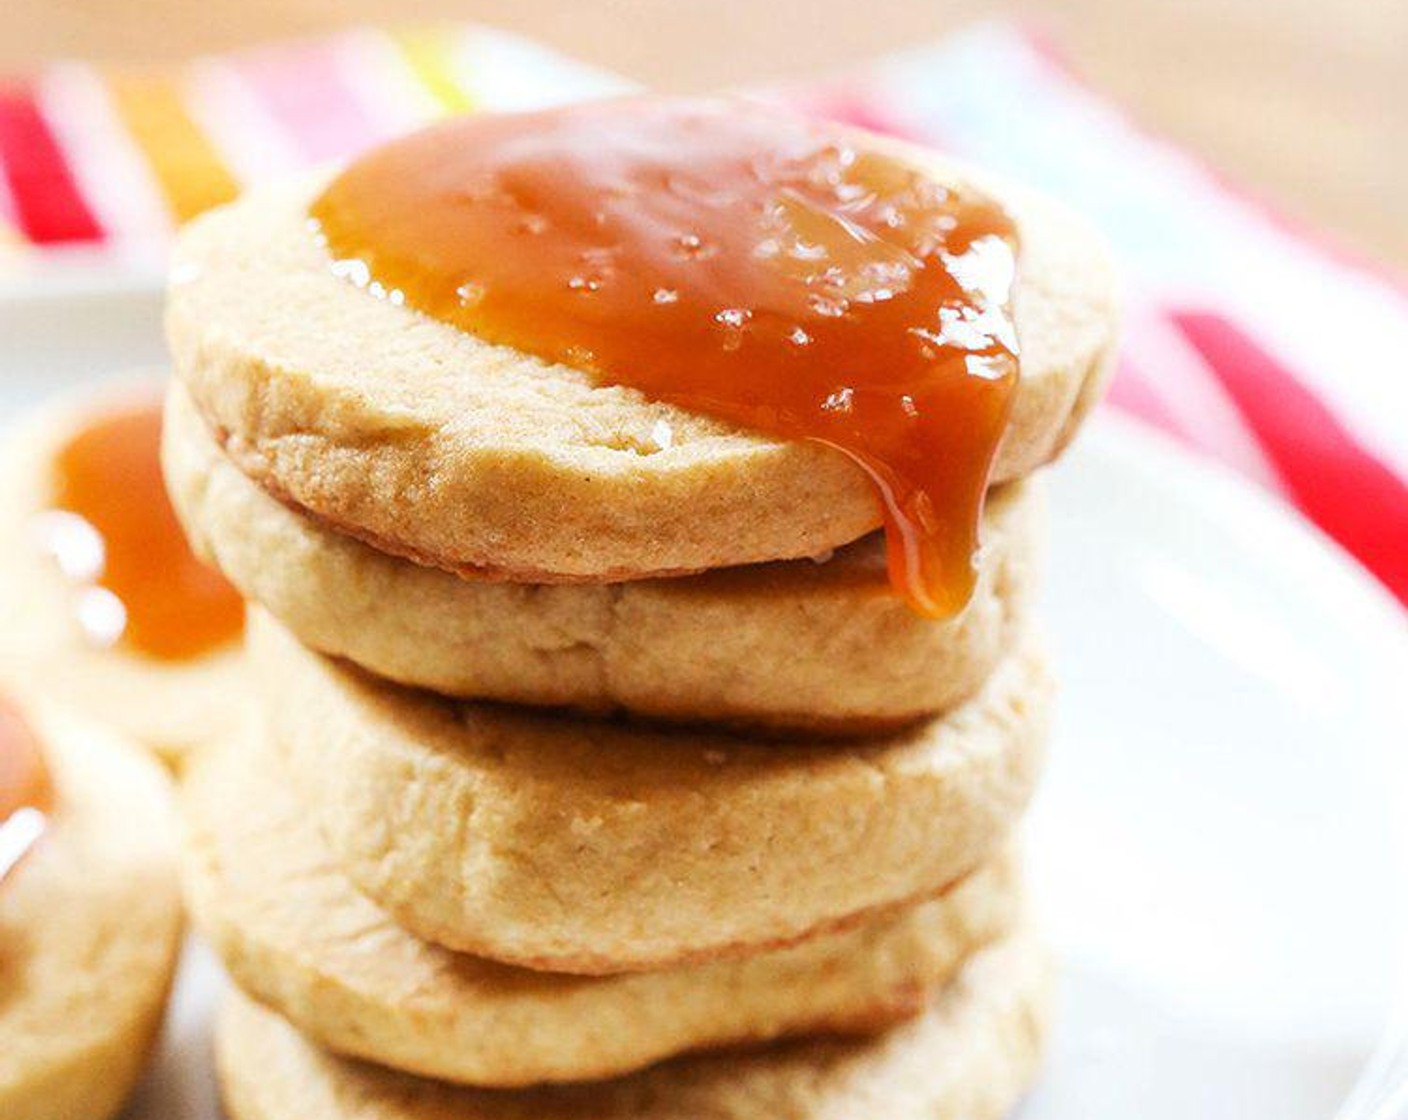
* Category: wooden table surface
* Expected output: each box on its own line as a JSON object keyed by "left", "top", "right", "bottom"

{"left": 4, "top": 0, "right": 1405, "bottom": 266}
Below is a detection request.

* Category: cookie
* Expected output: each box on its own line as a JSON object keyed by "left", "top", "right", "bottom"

{"left": 216, "top": 928, "right": 1050, "bottom": 1120}
{"left": 0, "top": 384, "right": 246, "bottom": 764}
{"left": 252, "top": 611, "right": 1049, "bottom": 973}
{"left": 167, "top": 143, "right": 1115, "bottom": 581}
{"left": 165, "top": 382, "right": 1042, "bottom": 732}
{"left": 0, "top": 703, "right": 183, "bottom": 1120}
{"left": 183, "top": 721, "right": 1022, "bottom": 1086}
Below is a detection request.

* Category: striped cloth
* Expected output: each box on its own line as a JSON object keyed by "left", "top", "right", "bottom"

{"left": 0, "top": 27, "right": 629, "bottom": 263}
{"left": 1, "top": 23, "right": 1404, "bottom": 604}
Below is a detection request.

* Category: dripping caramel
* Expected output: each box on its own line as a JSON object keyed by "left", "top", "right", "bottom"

{"left": 311, "top": 98, "right": 1020, "bottom": 616}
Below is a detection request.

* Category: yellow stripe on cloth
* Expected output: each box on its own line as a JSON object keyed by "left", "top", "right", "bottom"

{"left": 105, "top": 70, "right": 239, "bottom": 225}
{"left": 393, "top": 28, "right": 475, "bottom": 114}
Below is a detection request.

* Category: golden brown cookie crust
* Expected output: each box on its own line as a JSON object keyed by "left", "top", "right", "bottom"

{"left": 184, "top": 723, "right": 1024, "bottom": 1087}
{"left": 0, "top": 704, "right": 183, "bottom": 1120}
{"left": 216, "top": 928, "right": 1051, "bottom": 1120}
{"left": 166, "top": 141, "right": 1116, "bottom": 580}
{"left": 252, "top": 610, "right": 1050, "bottom": 973}
{"left": 165, "top": 382, "right": 1044, "bottom": 732}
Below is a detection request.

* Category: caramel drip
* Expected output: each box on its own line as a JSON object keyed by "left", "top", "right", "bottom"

{"left": 46, "top": 395, "right": 244, "bottom": 659}
{"left": 0, "top": 700, "right": 51, "bottom": 884}
{"left": 312, "top": 98, "right": 1019, "bottom": 616}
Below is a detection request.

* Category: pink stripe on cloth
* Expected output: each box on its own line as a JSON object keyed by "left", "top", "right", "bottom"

{"left": 1106, "top": 357, "right": 1197, "bottom": 448}
{"left": 1173, "top": 310, "right": 1408, "bottom": 604}
{"left": 183, "top": 58, "right": 304, "bottom": 186}
{"left": 790, "top": 86, "right": 926, "bottom": 143}
{"left": 233, "top": 37, "right": 388, "bottom": 163}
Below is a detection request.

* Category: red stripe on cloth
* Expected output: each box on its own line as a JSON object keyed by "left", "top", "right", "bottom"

{"left": 0, "top": 83, "right": 103, "bottom": 244}
{"left": 1173, "top": 309, "right": 1408, "bottom": 605}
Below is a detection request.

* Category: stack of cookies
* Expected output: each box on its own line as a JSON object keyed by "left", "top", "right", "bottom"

{"left": 163, "top": 100, "right": 1117, "bottom": 1120}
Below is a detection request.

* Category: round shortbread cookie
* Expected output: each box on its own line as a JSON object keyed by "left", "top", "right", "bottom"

{"left": 217, "top": 928, "right": 1051, "bottom": 1120}
{"left": 165, "top": 383, "right": 1043, "bottom": 733}
{"left": 0, "top": 385, "right": 246, "bottom": 764}
{"left": 166, "top": 137, "right": 1116, "bottom": 581}
{"left": 252, "top": 611, "right": 1049, "bottom": 974}
{"left": 0, "top": 703, "right": 183, "bottom": 1120}
{"left": 183, "top": 723, "right": 1023, "bottom": 1087}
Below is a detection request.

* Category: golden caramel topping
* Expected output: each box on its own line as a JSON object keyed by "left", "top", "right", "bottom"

{"left": 0, "top": 699, "right": 51, "bottom": 884}
{"left": 43, "top": 394, "right": 243, "bottom": 659}
{"left": 312, "top": 98, "right": 1019, "bottom": 616}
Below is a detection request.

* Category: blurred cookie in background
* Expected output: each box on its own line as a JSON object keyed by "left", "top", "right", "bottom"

{"left": 0, "top": 695, "right": 183, "bottom": 1119}
{"left": 0, "top": 381, "right": 246, "bottom": 765}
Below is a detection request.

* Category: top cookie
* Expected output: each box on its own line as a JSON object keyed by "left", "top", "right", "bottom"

{"left": 168, "top": 132, "right": 1116, "bottom": 581}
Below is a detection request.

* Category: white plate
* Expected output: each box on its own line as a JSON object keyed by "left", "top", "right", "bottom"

{"left": 3, "top": 289, "right": 1406, "bottom": 1119}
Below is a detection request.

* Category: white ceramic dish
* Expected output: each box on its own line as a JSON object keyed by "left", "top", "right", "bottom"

{"left": 2, "top": 287, "right": 1405, "bottom": 1119}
